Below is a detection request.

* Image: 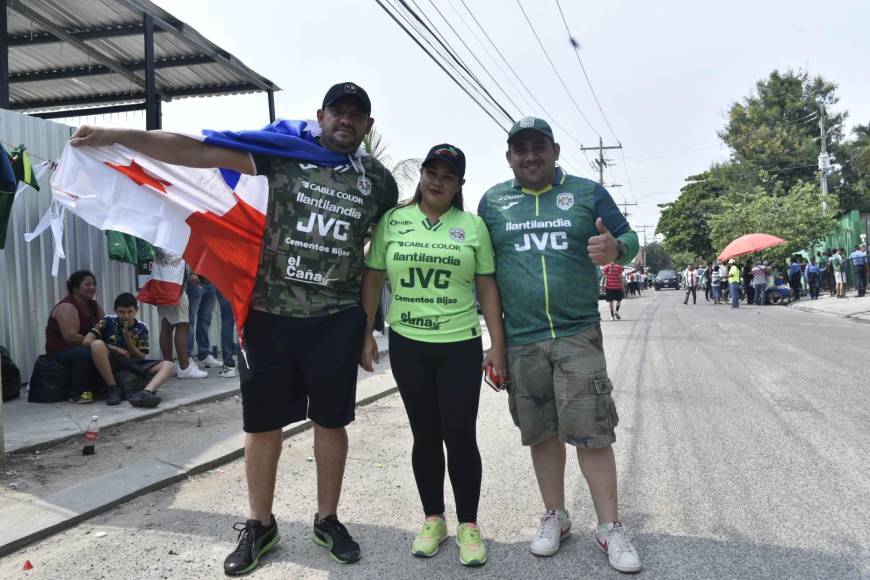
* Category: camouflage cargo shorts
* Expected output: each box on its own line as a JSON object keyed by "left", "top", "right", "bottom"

{"left": 506, "top": 325, "right": 618, "bottom": 448}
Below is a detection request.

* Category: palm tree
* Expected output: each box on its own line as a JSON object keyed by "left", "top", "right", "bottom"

{"left": 362, "top": 124, "right": 421, "bottom": 201}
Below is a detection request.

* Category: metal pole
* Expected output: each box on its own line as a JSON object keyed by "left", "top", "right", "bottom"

{"left": 267, "top": 90, "right": 276, "bottom": 123}
{"left": 598, "top": 137, "right": 604, "bottom": 185}
{"left": 144, "top": 14, "right": 161, "bottom": 130}
{"left": 819, "top": 103, "right": 829, "bottom": 214}
{"left": 0, "top": 0, "right": 9, "bottom": 109}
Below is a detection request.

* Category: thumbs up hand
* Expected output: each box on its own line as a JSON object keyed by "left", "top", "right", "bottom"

{"left": 588, "top": 217, "right": 619, "bottom": 265}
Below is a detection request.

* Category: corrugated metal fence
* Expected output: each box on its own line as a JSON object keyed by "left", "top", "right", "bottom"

{"left": 0, "top": 110, "right": 222, "bottom": 382}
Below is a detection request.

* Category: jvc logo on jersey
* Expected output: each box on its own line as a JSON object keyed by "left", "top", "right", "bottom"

{"left": 297, "top": 212, "right": 350, "bottom": 241}
{"left": 514, "top": 231, "right": 568, "bottom": 252}
{"left": 400, "top": 267, "right": 451, "bottom": 289}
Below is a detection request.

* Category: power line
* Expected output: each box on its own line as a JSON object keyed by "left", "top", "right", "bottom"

{"left": 396, "top": 0, "right": 515, "bottom": 124}
{"left": 514, "top": 0, "right": 600, "bottom": 138}
{"left": 420, "top": 0, "right": 526, "bottom": 119}
{"left": 374, "top": 0, "right": 510, "bottom": 132}
{"left": 554, "top": 0, "right": 619, "bottom": 142}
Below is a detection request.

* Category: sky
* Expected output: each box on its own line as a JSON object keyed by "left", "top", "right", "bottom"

{"left": 67, "top": 0, "right": 870, "bottom": 241}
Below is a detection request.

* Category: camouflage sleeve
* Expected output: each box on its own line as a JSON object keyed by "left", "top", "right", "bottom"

{"left": 136, "top": 323, "right": 150, "bottom": 355}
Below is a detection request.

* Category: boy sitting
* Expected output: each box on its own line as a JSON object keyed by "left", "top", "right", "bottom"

{"left": 83, "top": 292, "right": 174, "bottom": 408}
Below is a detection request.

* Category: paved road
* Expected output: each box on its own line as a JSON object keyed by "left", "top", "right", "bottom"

{"left": 2, "top": 290, "right": 868, "bottom": 579}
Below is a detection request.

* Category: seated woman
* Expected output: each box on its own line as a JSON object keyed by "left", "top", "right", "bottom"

{"left": 44, "top": 270, "right": 105, "bottom": 403}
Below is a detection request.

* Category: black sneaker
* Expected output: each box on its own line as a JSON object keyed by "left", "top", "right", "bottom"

{"left": 224, "top": 515, "right": 280, "bottom": 576}
{"left": 106, "top": 386, "right": 123, "bottom": 406}
{"left": 128, "top": 390, "right": 161, "bottom": 408}
{"left": 312, "top": 513, "right": 361, "bottom": 564}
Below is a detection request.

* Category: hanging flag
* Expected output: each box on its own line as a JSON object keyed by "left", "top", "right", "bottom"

{"left": 9, "top": 145, "right": 40, "bottom": 191}
{"left": 0, "top": 144, "right": 17, "bottom": 249}
{"left": 50, "top": 143, "right": 269, "bottom": 332}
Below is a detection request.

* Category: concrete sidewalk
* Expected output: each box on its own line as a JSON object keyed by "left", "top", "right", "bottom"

{"left": 3, "top": 334, "right": 390, "bottom": 454}
{"left": 0, "top": 333, "right": 393, "bottom": 556}
{"left": 789, "top": 290, "right": 870, "bottom": 322}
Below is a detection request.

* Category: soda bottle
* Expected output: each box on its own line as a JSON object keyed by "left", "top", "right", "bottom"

{"left": 82, "top": 415, "right": 100, "bottom": 456}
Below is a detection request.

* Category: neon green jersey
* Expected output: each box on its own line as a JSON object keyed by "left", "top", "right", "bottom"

{"left": 366, "top": 203, "right": 495, "bottom": 343}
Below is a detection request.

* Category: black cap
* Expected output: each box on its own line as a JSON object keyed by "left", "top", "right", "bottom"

{"left": 322, "top": 82, "right": 371, "bottom": 114}
{"left": 422, "top": 144, "right": 466, "bottom": 179}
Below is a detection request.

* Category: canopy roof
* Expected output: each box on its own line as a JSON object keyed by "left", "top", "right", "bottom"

{"left": 1, "top": 0, "right": 279, "bottom": 121}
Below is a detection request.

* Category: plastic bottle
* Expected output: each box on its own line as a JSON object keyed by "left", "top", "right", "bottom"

{"left": 82, "top": 415, "right": 99, "bottom": 456}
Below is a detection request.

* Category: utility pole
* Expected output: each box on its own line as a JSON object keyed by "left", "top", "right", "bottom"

{"left": 617, "top": 200, "right": 638, "bottom": 219}
{"left": 636, "top": 224, "right": 654, "bottom": 268}
{"left": 579, "top": 137, "right": 623, "bottom": 185}
{"left": 818, "top": 103, "right": 830, "bottom": 214}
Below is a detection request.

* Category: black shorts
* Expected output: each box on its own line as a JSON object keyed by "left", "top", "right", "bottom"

{"left": 605, "top": 289, "right": 624, "bottom": 301}
{"left": 239, "top": 306, "right": 366, "bottom": 432}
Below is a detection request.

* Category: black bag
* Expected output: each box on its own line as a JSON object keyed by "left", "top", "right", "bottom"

{"left": 28, "top": 354, "right": 71, "bottom": 403}
{"left": 1, "top": 346, "right": 22, "bottom": 402}
{"left": 115, "top": 368, "right": 149, "bottom": 396}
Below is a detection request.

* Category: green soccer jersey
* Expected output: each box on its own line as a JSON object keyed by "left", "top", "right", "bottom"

{"left": 366, "top": 203, "right": 495, "bottom": 343}
{"left": 478, "top": 167, "right": 638, "bottom": 345}
{"left": 251, "top": 153, "right": 398, "bottom": 318}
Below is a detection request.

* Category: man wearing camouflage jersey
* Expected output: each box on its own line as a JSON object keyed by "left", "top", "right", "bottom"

{"left": 478, "top": 117, "right": 642, "bottom": 573}
{"left": 70, "top": 83, "right": 398, "bottom": 575}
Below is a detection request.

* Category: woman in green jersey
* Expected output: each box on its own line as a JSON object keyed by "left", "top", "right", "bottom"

{"left": 360, "top": 144, "right": 506, "bottom": 566}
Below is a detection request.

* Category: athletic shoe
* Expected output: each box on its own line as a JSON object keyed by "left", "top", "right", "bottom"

{"left": 223, "top": 515, "right": 280, "bottom": 576}
{"left": 594, "top": 522, "right": 642, "bottom": 573}
{"left": 128, "top": 390, "right": 161, "bottom": 408}
{"left": 177, "top": 361, "right": 208, "bottom": 379}
{"left": 615, "top": 312, "right": 621, "bottom": 320}
{"left": 218, "top": 364, "right": 238, "bottom": 378}
{"left": 411, "top": 516, "right": 448, "bottom": 557}
{"left": 198, "top": 354, "right": 222, "bottom": 368}
{"left": 530, "top": 509, "right": 571, "bottom": 556}
{"left": 455, "top": 523, "right": 486, "bottom": 566}
{"left": 106, "top": 386, "right": 123, "bottom": 406}
{"left": 72, "top": 391, "right": 95, "bottom": 404}
{"left": 372, "top": 330, "right": 383, "bottom": 338}
{"left": 312, "top": 513, "right": 361, "bottom": 564}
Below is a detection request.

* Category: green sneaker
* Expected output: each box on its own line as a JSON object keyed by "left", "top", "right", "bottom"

{"left": 411, "top": 516, "right": 448, "bottom": 557}
{"left": 455, "top": 523, "right": 487, "bottom": 566}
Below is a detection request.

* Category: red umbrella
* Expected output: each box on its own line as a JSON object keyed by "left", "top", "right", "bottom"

{"left": 718, "top": 233, "right": 786, "bottom": 261}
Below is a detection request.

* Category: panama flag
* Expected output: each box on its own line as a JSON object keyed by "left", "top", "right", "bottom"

{"left": 50, "top": 143, "right": 268, "bottom": 332}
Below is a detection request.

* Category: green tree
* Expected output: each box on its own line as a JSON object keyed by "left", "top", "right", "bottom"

{"left": 832, "top": 123, "right": 870, "bottom": 211}
{"left": 644, "top": 241, "right": 673, "bottom": 272}
{"left": 656, "top": 168, "right": 728, "bottom": 257}
{"left": 708, "top": 181, "right": 838, "bottom": 265}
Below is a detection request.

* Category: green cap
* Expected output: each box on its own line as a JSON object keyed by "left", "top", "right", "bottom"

{"left": 507, "top": 116, "right": 554, "bottom": 143}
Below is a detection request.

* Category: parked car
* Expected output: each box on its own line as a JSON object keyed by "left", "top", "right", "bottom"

{"left": 654, "top": 269, "right": 680, "bottom": 290}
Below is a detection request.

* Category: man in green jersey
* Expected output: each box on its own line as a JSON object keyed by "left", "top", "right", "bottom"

{"left": 478, "top": 117, "right": 641, "bottom": 573}
{"left": 70, "top": 83, "right": 398, "bottom": 575}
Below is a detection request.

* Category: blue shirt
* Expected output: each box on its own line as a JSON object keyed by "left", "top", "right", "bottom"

{"left": 850, "top": 250, "right": 866, "bottom": 266}
{"left": 788, "top": 263, "right": 802, "bottom": 276}
{"left": 88, "top": 315, "right": 150, "bottom": 354}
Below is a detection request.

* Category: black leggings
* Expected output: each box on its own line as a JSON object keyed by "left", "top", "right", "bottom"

{"left": 388, "top": 330, "right": 483, "bottom": 523}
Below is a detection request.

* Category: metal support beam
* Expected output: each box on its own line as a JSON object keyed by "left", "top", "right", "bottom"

{"left": 0, "top": 0, "right": 9, "bottom": 108}
{"left": 267, "top": 90, "right": 275, "bottom": 122}
{"left": 10, "top": 55, "right": 214, "bottom": 84}
{"left": 143, "top": 14, "right": 160, "bottom": 129}
{"left": 32, "top": 102, "right": 146, "bottom": 119}
{"left": 13, "top": 82, "right": 262, "bottom": 111}
{"left": 7, "top": 23, "right": 146, "bottom": 47}
{"left": 114, "top": 0, "right": 277, "bottom": 93}
{"left": 7, "top": 0, "right": 161, "bottom": 96}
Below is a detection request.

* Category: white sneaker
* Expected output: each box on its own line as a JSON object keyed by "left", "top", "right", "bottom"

{"left": 594, "top": 522, "right": 642, "bottom": 573}
{"left": 218, "top": 365, "right": 238, "bottom": 378}
{"left": 372, "top": 330, "right": 383, "bottom": 338}
{"left": 176, "top": 361, "right": 208, "bottom": 379}
{"left": 530, "top": 509, "right": 571, "bottom": 556}
{"left": 197, "top": 354, "right": 222, "bottom": 368}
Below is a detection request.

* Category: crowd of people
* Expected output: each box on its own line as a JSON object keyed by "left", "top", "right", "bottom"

{"left": 65, "top": 83, "right": 643, "bottom": 575}
{"left": 677, "top": 244, "right": 869, "bottom": 308}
